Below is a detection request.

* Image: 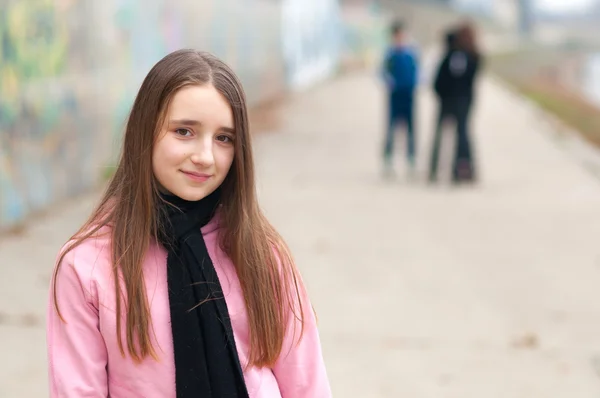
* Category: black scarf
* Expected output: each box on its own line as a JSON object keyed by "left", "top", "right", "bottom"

{"left": 158, "top": 189, "right": 249, "bottom": 398}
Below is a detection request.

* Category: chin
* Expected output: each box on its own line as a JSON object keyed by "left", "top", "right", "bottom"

{"left": 172, "top": 186, "right": 217, "bottom": 202}
{"left": 176, "top": 191, "right": 208, "bottom": 202}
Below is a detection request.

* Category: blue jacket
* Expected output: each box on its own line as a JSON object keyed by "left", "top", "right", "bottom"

{"left": 382, "top": 45, "right": 419, "bottom": 94}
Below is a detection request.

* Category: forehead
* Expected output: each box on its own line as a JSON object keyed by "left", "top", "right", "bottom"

{"left": 167, "top": 84, "right": 234, "bottom": 128}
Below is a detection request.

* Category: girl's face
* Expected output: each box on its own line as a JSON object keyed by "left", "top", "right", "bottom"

{"left": 152, "top": 84, "right": 235, "bottom": 202}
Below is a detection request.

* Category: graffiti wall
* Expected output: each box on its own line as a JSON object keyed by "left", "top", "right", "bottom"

{"left": 281, "top": 0, "right": 342, "bottom": 90}
{"left": 0, "top": 0, "right": 301, "bottom": 230}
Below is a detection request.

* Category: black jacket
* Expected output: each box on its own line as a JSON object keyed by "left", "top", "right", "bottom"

{"left": 434, "top": 50, "right": 481, "bottom": 100}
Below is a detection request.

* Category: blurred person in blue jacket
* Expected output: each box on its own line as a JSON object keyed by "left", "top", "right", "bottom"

{"left": 381, "top": 20, "right": 419, "bottom": 178}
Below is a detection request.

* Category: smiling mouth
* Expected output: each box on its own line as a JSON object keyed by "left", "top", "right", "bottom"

{"left": 181, "top": 171, "right": 212, "bottom": 182}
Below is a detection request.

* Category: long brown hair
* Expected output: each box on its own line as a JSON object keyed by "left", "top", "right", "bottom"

{"left": 456, "top": 22, "right": 479, "bottom": 56}
{"left": 53, "top": 49, "right": 304, "bottom": 367}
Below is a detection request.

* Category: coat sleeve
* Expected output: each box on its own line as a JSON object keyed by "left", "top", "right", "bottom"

{"left": 272, "top": 272, "right": 332, "bottom": 398}
{"left": 434, "top": 54, "right": 451, "bottom": 98}
{"left": 380, "top": 50, "right": 396, "bottom": 89}
{"left": 47, "top": 248, "right": 109, "bottom": 397}
{"left": 409, "top": 46, "right": 420, "bottom": 88}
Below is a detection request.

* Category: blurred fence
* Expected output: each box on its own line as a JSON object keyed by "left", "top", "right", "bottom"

{"left": 0, "top": 0, "right": 382, "bottom": 231}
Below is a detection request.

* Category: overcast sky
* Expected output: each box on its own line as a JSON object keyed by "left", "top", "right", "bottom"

{"left": 534, "top": 0, "right": 596, "bottom": 13}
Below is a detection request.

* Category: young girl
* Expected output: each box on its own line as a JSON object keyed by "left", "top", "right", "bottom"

{"left": 47, "top": 49, "right": 331, "bottom": 397}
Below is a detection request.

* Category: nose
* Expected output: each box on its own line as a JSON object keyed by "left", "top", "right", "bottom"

{"left": 189, "top": 134, "right": 214, "bottom": 167}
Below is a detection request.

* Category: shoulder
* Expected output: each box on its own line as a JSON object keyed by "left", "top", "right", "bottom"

{"left": 384, "top": 47, "right": 395, "bottom": 61}
{"left": 471, "top": 52, "right": 483, "bottom": 64}
{"left": 55, "top": 225, "right": 113, "bottom": 290}
{"left": 398, "top": 46, "right": 418, "bottom": 64}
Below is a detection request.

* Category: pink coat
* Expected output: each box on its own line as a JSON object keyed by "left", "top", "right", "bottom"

{"left": 47, "top": 216, "right": 331, "bottom": 397}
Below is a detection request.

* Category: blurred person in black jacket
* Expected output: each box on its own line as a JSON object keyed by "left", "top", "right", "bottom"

{"left": 428, "top": 22, "right": 482, "bottom": 183}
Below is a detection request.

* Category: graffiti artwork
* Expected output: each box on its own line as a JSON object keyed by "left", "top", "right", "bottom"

{"left": 0, "top": 0, "right": 72, "bottom": 224}
{"left": 281, "top": 0, "right": 341, "bottom": 90}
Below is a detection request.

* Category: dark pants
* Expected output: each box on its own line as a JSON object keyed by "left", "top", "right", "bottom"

{"left": 429, "top": 97, "right": 474, "bottom": 181}
{"left": 384, "top": 92, "right": 415, "bottom": 164}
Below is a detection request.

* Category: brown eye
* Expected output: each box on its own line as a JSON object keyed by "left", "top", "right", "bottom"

{"left": 216, "top": 134, "right": 233, "bottom": 143}
{"left": 175, "top": 128, "right": 192, "bottom": 137}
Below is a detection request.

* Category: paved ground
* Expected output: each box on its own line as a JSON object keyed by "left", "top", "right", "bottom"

{"left": 3, "top": 62, "right": 600, "bottom": 396}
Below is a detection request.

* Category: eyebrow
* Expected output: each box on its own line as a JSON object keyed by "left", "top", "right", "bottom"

{"left": 169, "top": 119, "right": 235, "bottom": 133}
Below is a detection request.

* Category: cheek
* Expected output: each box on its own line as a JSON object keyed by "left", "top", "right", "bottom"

{"left": 153, "top": 137, "right": 186, "bottom": 170}
{"left": 215, "top": 146, "right": 235, "bottom": 172}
